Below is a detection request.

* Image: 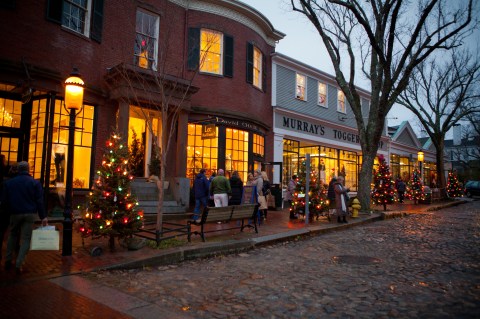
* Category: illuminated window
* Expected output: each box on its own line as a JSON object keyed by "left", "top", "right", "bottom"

{"left": 296, "top": 74, "right": 306, "bottom": 100}
{"left": 134, "top": 10, "right": 159, "bottom": 70}
{"left": 200, "top": 29, "right": 223, "bottom": 75}
{"left": 187, "top": 124, "right": 218, "bottom": 185}
{"left": 318, "top": 82, "right": 326, "bottom": 107}
{"left": 29, "top": 99, "right": 94, "bottom": 188}
{"left": 337, "top": 90, "right": 346, "bottom": 113}
{"left": 0, "top": 98, "right": 21, "bottom": 128}
{"left": 253, "top": 134, "right": 264, "bottom": 157}
{"left": 225, "top": 128, "right": 249, "bottom": 183}
{"left": 253, "top": 47, "right": 263, "bottom": 89}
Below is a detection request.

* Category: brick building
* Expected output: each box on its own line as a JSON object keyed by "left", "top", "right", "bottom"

{"left": 0, "top": 0, "right": 284, "bottom": 213}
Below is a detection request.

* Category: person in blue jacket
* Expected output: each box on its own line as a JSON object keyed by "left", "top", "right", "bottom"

{"left": 192, "top": 168, "right": 209, "bottom": 221}
{"left": 2, "top": 161, "right": 47, "bottom": 274}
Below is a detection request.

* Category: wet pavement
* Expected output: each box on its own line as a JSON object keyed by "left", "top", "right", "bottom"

{"left": 0, "top": 199, "right": 477, "bottom": 318}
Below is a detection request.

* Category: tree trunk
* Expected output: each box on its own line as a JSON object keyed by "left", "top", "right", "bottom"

{"left": 436, "top": 141, "right": 446, "bottom": 191}
{"left": 357, "top": 150, "right": 375, "bottom": 212}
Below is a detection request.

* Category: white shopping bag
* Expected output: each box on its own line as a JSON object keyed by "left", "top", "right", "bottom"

{"left": 30, "top": 226, "right": 59, "bottom": 250}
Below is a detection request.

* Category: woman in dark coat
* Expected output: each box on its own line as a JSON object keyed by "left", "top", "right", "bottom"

{"left": 228, "top": 171, "right": 244, "bottom": 205}
{"left": 334, "top": 176, "right": 350, "bottom": 223}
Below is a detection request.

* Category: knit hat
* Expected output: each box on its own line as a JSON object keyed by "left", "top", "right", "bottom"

{"left": 17, "top": 161, "right": 29, "bottom": 172}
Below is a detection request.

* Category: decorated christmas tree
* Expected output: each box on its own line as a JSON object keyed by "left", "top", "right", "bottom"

{"left": 406, "top": 168, "right": 423, "bottom": 204}
{"left": 129, "top": 128, "right": 144, "bottom": 177}
{"left": 371, "top": 154, "right": 395, "bottom": 211}
{"left": 446, "top": 171, "right": 463, "bottom": 198}
{"left": 290, "top": 160, "right": 329, "bottom": 221}
{"left": 80, "top": 132, "right": 143, "bottom": 249}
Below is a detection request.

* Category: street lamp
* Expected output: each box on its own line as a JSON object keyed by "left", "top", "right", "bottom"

{"left": 417, "top": 150, "right": 424, "bottom": 184}
{"left": 62, "top": 68, "right": 84, "bottom": 256}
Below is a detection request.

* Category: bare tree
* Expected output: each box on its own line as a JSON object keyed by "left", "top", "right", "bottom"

{"left": 290, "top": 0, "right": 475, "bottom": 210}
{"left": 396, "top": 49, "right": 480, "bottom": 188}
{"left": 103, "top": 4, "right": 219, "bottom": 238}
{"left": 451, "top": 123, "right": 480, "bottom": 179}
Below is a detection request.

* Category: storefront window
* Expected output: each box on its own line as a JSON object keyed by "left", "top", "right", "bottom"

{"left": 187, "top": 123, "right": 218, "bottom": 184}
{"left": 339, "top": 150, "right": 358, "bottom": 190}
{"left": 0, "top": 97, "right": 22, "bottom": 169}
{"left": 225, "top": 128, "right": 249, "bottom": 182}
{"left": 29, "top": 98, "right": 94, "bottom": 188}
{"left": 252, "top": 133, "right": 264, "bottom": 157}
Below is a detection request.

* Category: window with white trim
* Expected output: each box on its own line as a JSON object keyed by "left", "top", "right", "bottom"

{"left": 296, "top": 74, "right": 306, "bottom": 101}
{"left": 318, "top": 82, "right": 327, "bottom": 107}
{"left": 200, "top": 29, "right": 223, "bottom": 75}
{"left": 253, "top": 47, "right": 263, "bottom": 89}
{"left": 62, "top": 0, "right": 91, "bottom": 35}
{"left": 337, "top": 90, "right": 346, "bottom": 113}
{"left": 47, "top": 0, "right": 104, "bottom": 42}
{"left": 134, "top": 10, "right": 159, "bottom": 71}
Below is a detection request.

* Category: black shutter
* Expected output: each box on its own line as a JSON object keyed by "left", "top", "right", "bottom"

{"left": 46, "top": 0, "right": 63, "bottom": 24}
{"left": 90, "top": 0, "right": 104, "bottom": 43}
{"left": 187, "top": 28, "right": 200, "bottom": 71}
{"left": 223, "top": 35, "right": 234, "bottom": 77}
{"left": 246, "top": 42, "right": 253, "bottom": 84}
{"left": 262, "top": 52, "right": 267, "bottom": 92}
{"left": 0, "top": 0, "right": 16, "bottom": 9}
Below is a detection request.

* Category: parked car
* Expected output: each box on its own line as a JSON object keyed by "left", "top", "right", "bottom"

{"left": 464, "top": 180, "right": 480, "bottom": 197}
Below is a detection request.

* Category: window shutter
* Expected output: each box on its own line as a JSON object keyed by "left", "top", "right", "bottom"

{"left": 246, "top": 42, "right": 253, "bottom": 84}
{"left": 187, "top": 28, "right": 200, "bottom": 71}
{"left": 223, "top": 35, "right": 234, "bottom": 77}
{"left": 0, "top": 0, "right": 16, "bottom": 9}
{"left": 262, "top": 53, "right": 267, "bottom": 92}
{"left": 90, "top": 0, "right": 104, "bottom": 43}
{"left": 46, "top": 0, "right": 63, "bottom": 24}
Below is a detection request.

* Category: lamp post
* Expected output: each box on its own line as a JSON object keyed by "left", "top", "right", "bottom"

{"left": 418, "top": 150, "right": 424, "bottom": 185}
{"left": 62, "top": 68, "right": 84, "bottom": 256}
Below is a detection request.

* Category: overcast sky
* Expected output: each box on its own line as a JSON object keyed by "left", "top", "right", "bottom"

{"left": 239, "top": 0, "right": 479, "bottom": 137}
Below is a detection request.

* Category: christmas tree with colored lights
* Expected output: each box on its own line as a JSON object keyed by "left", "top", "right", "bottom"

{"left": 406, "top": 168, "right": 423, "bottom": 204}
{"left": 80, "top": 132, "right": 143, "bottom": 249}
{"left": 290, "top": 160, "right": 329, "bottom": 221}
{"left": 371, "top": 154, "right": 395, "bottom": 211}
{"left": 129, "top": 128, "right": 144, "bottom": 177}
{"left": 446, "top": 171, "right": 463, "bottom": 198}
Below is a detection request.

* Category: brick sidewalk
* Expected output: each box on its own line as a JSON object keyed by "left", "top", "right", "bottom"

{"left": 0, "top": 199, "right": 466, "bottom": 284}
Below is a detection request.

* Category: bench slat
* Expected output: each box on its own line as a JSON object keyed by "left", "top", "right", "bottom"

{"left": 231, "top": 204, "right": 257, "bottom": 219}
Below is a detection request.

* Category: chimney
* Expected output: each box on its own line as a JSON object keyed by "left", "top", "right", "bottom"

{"left": 453, "top": 124, "right": 462, "bottom": 146}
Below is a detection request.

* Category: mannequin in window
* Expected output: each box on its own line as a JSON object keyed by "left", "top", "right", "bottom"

{"left": 54, "top": 145, "right": 65, "bottom": 183}
{"left": 319, "top": 159, "right": 326, "bottom": 183}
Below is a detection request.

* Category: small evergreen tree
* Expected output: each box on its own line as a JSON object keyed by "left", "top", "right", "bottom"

{"left": 290, "top": 160, "right": 329, "bottom": 220}
{"left": 371, "top": 154, "right": 395, "bottom": 211}
{"left": 406, "top": 168, "right": 423, "bottom": 204}
{"left": 80, "top": 132, "right": 143, "bottom": 249}
{"left": 446, "top": 171, "right": 463, "bottom": 198}
{"left": 129, "top": 129, "right": 144, "bottom": 177}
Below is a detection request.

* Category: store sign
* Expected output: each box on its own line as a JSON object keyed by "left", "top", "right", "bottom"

{"left": 201, "top": 124, "right": 216, "bottom": 139}
{"left": 277, "top": 114, "right": 386, "bottom": 150}
{"left": 214, "top": 116, "right": 262, "bottom": 133}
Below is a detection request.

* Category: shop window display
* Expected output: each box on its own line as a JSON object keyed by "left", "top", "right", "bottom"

{"left": 187, "top": 124, "right": 218, "bottom": 184}
{"left": 225, "top": 128, "right": 249, "bottom": 182}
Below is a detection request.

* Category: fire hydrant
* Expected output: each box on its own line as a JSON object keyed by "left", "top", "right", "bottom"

{"left": 351, "top": 198, "right": 361, "bottom": 218}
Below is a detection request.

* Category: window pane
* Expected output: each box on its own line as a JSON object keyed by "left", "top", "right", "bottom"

{"left": 200, "top": 29, "right": 223, "bottom": 75}
{"left": 253, "top": 47, "right": 262, "bottom": 89}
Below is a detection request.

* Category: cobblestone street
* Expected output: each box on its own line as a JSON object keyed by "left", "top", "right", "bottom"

{"left": 81, "top": 201, "right": 480, "bottom": 318}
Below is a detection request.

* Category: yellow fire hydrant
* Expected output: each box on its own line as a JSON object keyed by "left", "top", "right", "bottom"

{"left": 351, "top": 198, "right": 361, "bottom": 218}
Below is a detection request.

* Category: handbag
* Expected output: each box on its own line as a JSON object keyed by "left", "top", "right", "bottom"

{"left": 30, "top": 226, "right": 59, "bottom": 250}
{"left": 258, "top": 195, "right": 268, "bottom": 210}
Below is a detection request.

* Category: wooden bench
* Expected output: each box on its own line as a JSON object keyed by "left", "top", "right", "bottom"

{"left": 187, "top": 204, "right": 258, "bottom": 242}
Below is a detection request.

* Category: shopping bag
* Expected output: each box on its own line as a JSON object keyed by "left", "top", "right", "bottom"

{"left": 31, "top": 226, "right": 59, "bottom": 250}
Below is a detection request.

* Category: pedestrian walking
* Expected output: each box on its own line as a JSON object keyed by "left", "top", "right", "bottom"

{"left": 2, "top": 161, "right": 48, "bottom": 274}
{"left": 228, "top": 171, "right": 244, "bottom": 205}
{"left": 207, "top": 171, "right": 216, "bottom": 207}
{"left": 192, "top": 168, "right": 209, "bottom": 221}
{"left": 209, "top": 169, "right": 231, "bottom": 207}
{"left": 286, "top": 175, "right": 298, "bottom": 219}
{"left": 327, "top": 177, "right": 337, "bottom": 217}
{"left": 260, "top": 171, "right": 271, "bottom": 220}
{"left": 252, "top": 169, "right": 266, "bottom": 220}
{"left": 334, "top": 176, "right": 350, "bottom": 223}
{"left": 397, "top": 178, "right": 406, "bottom": 203}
